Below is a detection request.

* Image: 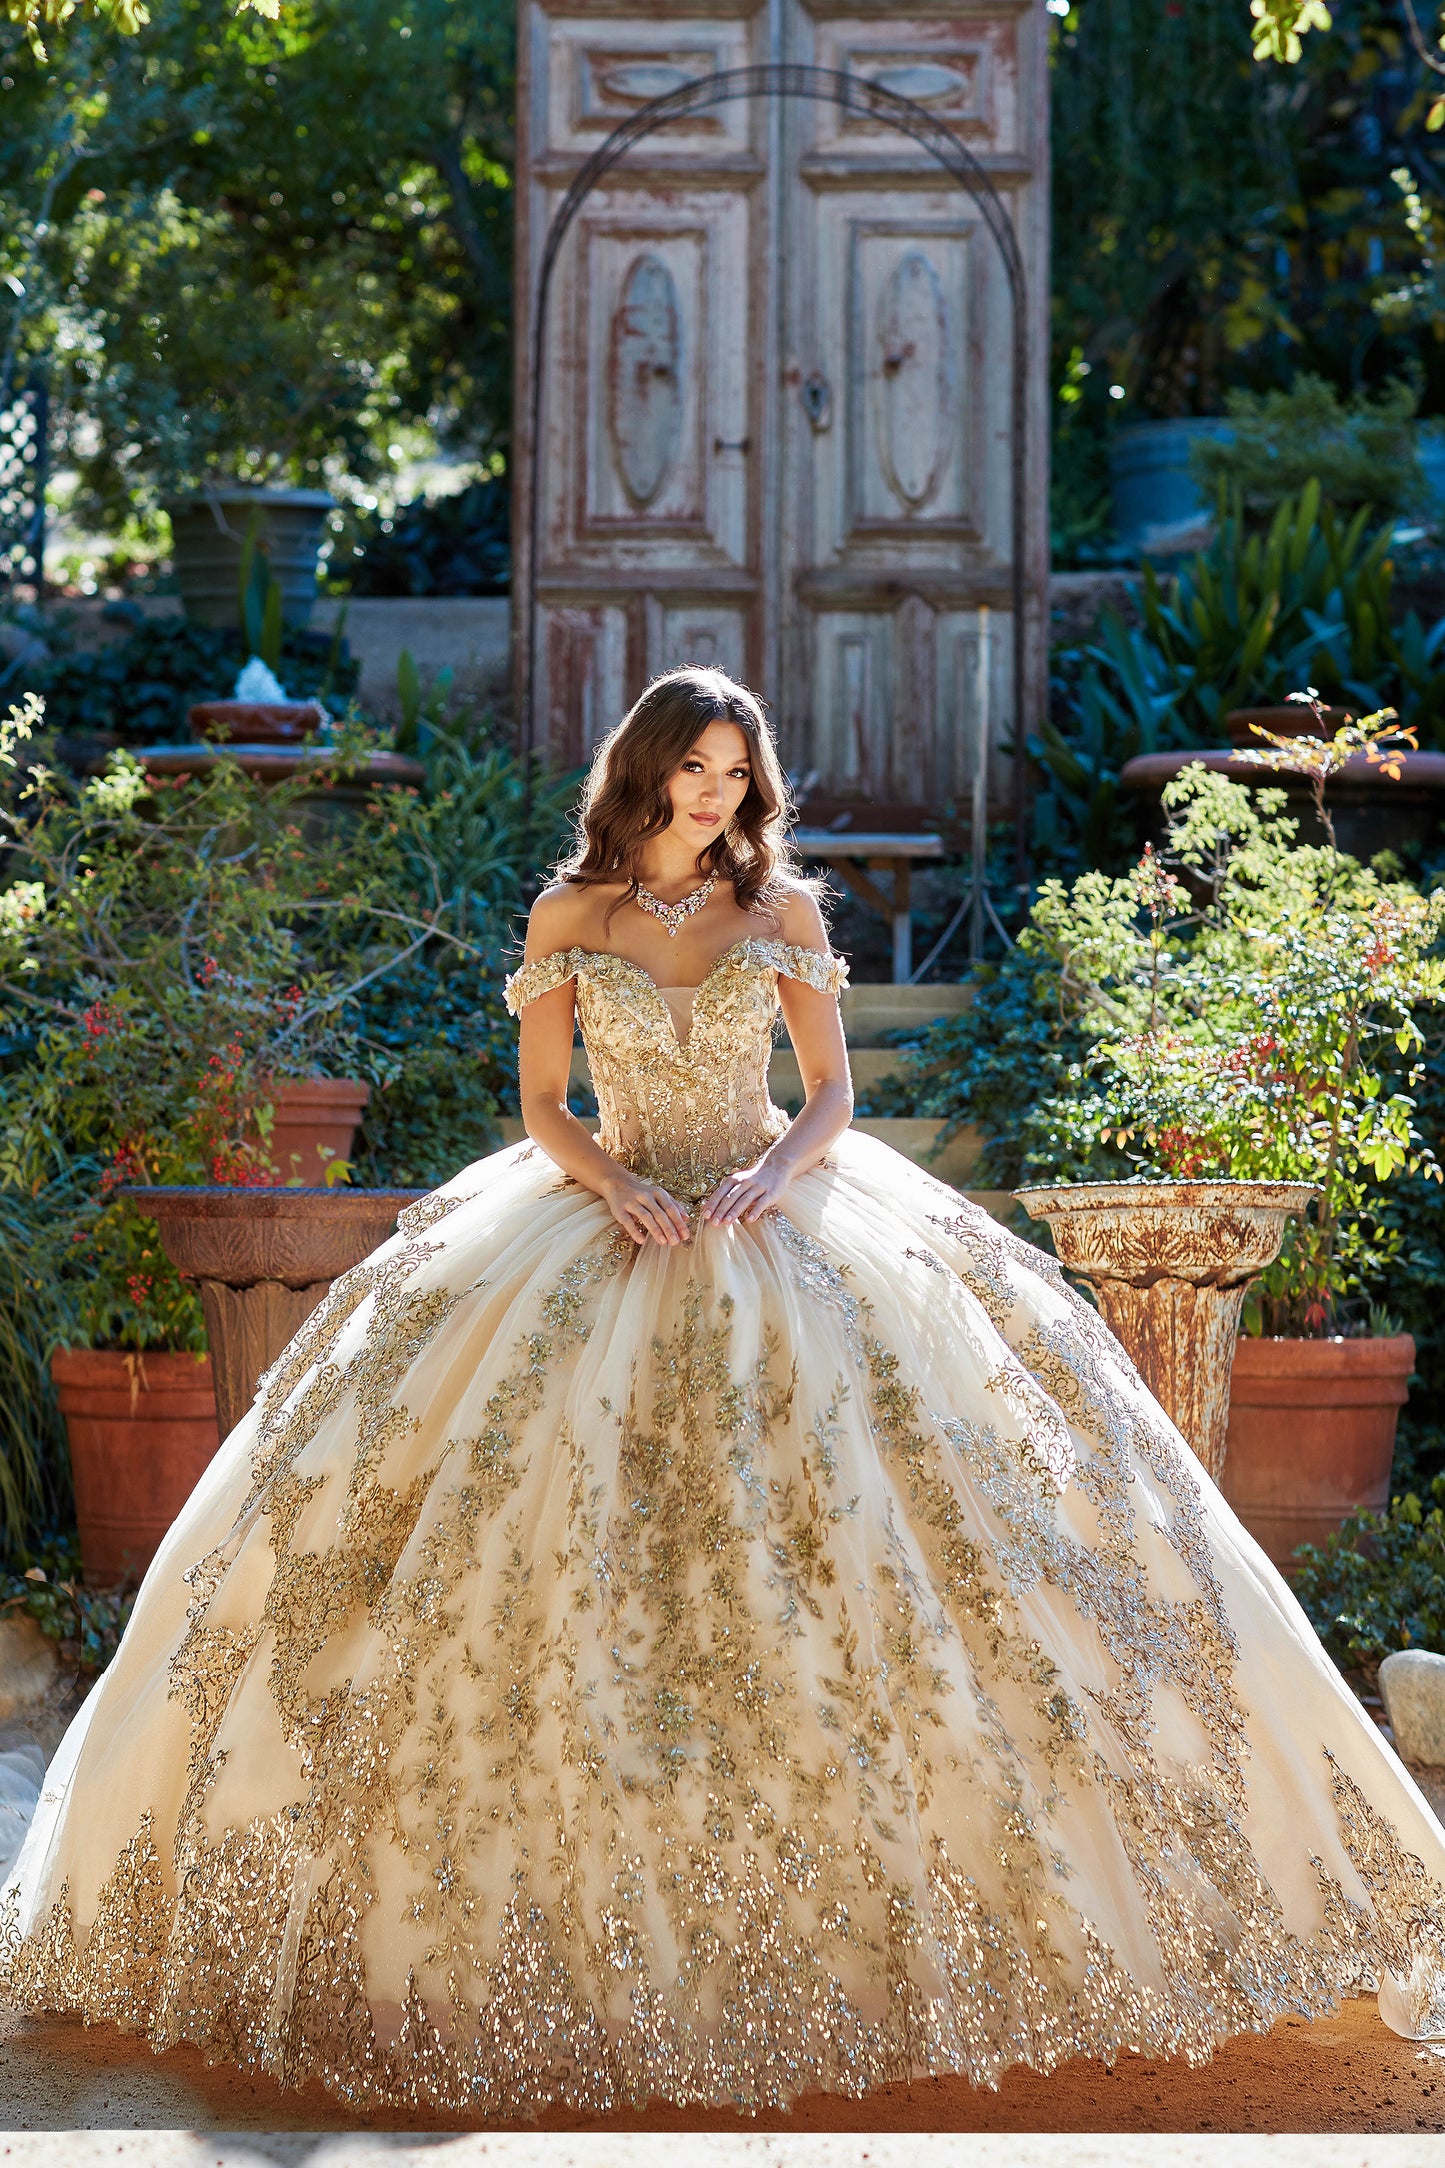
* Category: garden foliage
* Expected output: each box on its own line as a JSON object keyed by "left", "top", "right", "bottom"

{"left": 1189, "top": 377, "right": 1425, "bottom": 520}
{"left": 0, "top": 0, "right": 515, "bottom": 524}
{"left": 1035, "top": 486, "right": 1445, "bottom": 874}
{"left": 877, "top": 751, "right": 1445, "bottom": 1337}
{"left": 1293, "top": 1477, "right": 1445, "bottom": 1669}
{"left": 333, "top": 477, "right": 510, "bottom": 599}
{"left": 8, "top": 609, "right": 357, "bottom": 746}
{"left": 0, "top": 688, "right": 577, "bottom": 1552}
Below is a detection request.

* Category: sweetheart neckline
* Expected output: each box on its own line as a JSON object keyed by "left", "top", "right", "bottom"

{"left": 564, "top": 937, "right": 759, "bottom": 999}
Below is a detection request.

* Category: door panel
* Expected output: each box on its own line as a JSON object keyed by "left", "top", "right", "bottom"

{"left": 516, "top": 2, "right": 1049, "bottom": 807}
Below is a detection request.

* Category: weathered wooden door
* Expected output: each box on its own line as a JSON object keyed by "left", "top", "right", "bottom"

{"left": 514, "top": 3, "right": 1049, "bottom": 808}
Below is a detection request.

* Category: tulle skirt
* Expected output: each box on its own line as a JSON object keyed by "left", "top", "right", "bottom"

{"left": 4, "top": 1131, "right": 1445, "bottom": 2118}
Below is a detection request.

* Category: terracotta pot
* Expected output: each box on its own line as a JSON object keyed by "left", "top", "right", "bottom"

{"left": 1221, "top": 1334, "right": 1416, "bottom": 1572}
{"left": 257, "top": 1078, "right": 370, "bottom": 1182}
{"left": 189, "top": 700, "right": 326, "bottom": 744}
{"left": 50, "top": 1348, "right": 220, "bottom": 1587}
{"left": 1225, "top": 704, "right": 1350, "bottom": 747}
{"left": 1014, "top": 1179, "right": 1315, "bottom": 1481}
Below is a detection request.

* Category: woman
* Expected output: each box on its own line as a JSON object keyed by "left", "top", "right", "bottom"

{"left": 4, "top": 664, "right": 1444, "bottom": 2119}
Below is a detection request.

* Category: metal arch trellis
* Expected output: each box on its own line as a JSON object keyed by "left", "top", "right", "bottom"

{"left": 522, "top": 61, "right": 1031, "bottom": 928}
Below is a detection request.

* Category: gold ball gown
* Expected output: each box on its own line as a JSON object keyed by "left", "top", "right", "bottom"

{"left": 5, "top": 936, "right": 1445, "bottom": 2118}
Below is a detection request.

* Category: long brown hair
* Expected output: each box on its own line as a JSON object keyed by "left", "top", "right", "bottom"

{"left": 555, "top": 666, "right": 821, "bottom": 929}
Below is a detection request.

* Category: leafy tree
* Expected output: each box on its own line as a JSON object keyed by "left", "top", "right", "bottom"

{"left": 0, "top": 0, "right": 515, "bottom": 523}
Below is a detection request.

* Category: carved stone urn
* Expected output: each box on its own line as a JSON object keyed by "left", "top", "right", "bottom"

{"left": 128, "top": 1186, "right": 425, "bottom": 1438}
{"left": 1013, "top": 1179, "right": 1317, "bottom": 1482}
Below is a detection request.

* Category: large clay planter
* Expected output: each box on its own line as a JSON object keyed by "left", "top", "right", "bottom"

{"left": 130, "top": 1186, "right": 425, "bottom": 1436}
{"left": 50, "top": 1348, "right": 219, "bottom": 1587}
{"left": 1014, "top": 1180, "right": 1316, "bottom": 1481}
{"left": 1222, "top": 1334, "right": 1417, "bottom": 1571}
{"left": 189, "top": 700, "right": 326, "bottom": 744}
{"left": 1121, "top": 745, "right": 1445, "bottom": 861}
{"left": 167, "top": 484, "right": 333, "bottom": 627}
{"left": 259, "top": 1078, "right": 371, "bottom": 1183}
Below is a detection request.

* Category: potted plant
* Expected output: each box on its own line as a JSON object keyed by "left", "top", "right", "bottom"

{"left": 1017, "top": 700, "right": 1445, "bottom": 1566}
{"left": 0, "top": 692, "right": 479, "bottom": 1579}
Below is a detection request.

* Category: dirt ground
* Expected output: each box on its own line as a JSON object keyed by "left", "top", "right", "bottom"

{"left": 0, "top": 1995, "right": 1442, "bottom": 2136}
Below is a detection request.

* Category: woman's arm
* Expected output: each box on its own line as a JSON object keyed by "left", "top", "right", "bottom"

{"left": 700, "top": 889, "right": 854, "bottom": 1226}
{"left": 516, "top": 890, "right": 691, "bottom": 1246}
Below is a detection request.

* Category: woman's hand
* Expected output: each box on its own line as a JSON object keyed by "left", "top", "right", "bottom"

{"left": 699, "top": 1154, "right": 795, "bottom": 1227}
{"left": 600, "top": 1169, "right": 692, "bottom": 1246}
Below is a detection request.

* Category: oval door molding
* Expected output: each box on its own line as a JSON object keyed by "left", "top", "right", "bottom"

{"left": 595, "top": 60, "right": 710, "bottom": 105}
{"left": 869, "top": 61, "right": 974, "bottom": 108}
{"left": 875, "top": 249, "right": 954, "bottom": 512}
{"left": 608, "top": 253, "right": 685, "bottom": 508}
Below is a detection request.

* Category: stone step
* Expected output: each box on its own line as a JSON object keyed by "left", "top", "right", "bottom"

{"left": 839, "top": 980, "right": 974, "bottom": 1046}
{"left": 767, "top": 1046, "right": 902, "bottom": 1101}
{"left": 495, "top": 1116, "right": 1009, "bottom": 1219}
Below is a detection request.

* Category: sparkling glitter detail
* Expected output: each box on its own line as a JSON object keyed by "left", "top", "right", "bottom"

{"left": 4, "top": 940, "right": 1444, "bottom": 2115}
{"left": 504, "top": 940, "right": 850, "bottom": 1202}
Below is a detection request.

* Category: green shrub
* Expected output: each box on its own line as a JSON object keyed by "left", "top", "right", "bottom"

{"left": 1293, "top": 1478, "right": 1445, "bottom": 1671}
{"left": 1190, "top": 376, "right": 1424, "bottom": 521}
{"left": 885, "top": 754, "right": 1445, "bottom": 1335}
{"left": 0, "top": 1532, "right": 135, "bottom": 1664}
{"left": 331, "top": 478, "right": 510, "bottom": 599}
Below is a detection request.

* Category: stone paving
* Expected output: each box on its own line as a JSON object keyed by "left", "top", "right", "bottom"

{"left": 1, "top": 1997, "right": 1444, "bottom": 2139}
{"left": 0, "top": 2134, "right": 1442, "bottom": 2166}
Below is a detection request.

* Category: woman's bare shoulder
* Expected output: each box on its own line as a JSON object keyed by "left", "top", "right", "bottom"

{"left": 766, "top": 879, "right": 831, "bottom": 954}
{"left": 525, "top": 880, "right": 624, "bottom": 959}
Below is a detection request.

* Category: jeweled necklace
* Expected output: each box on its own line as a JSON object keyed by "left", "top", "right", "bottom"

{"left": 633, "top": 870, "right": 716, "bottom": 938}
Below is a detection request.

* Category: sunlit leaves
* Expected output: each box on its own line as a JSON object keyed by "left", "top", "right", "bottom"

{"left": 1249, "top": 0, "right": 1332, "bottom": 65}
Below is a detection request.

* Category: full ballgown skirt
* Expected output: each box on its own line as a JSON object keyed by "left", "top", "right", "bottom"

{"left": 4, "top": 936, "right": 1445, "bottom": 2118}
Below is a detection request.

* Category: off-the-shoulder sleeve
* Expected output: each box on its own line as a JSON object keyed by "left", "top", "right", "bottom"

{"left": 503, "top": 948, "right": 582, "bottom": 1015}
{"left": 776, "top": 944, "right": 850, "bottom": 997}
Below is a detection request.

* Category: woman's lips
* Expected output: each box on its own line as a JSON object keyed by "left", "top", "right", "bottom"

{"left": 692, "top": 812, "right": 720, "bottom": 826}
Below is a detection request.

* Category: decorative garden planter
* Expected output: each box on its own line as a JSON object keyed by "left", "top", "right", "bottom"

{"left": 189, "top": 700, "right": 327, "bottom": 744}
{"left": 1221, "top": 1333, "right": 1417, "bottom": 1571}
{"left": 1014, "top": 1179, "right": 1316, "bottom": 1482}
{"left": 257, "top": 1078, "right": 371, "bottom": 1183}
{"left": 50, "top": 1348, "right": 219, "bottom": 1587}
{"left": 1107, "top": 418, "right": 1231, "bottom": 550}
{"left": 133, "top": 742, "right": 425, "bottom": 825}
{"left": 1120, "top": 744, "right": 1445, "bottom": 861}
{"left": 167, "top": 485, "right": 334, "bottom": 627}
{"left": 130, "top": 1186, "right": 425, "bottom": 1436}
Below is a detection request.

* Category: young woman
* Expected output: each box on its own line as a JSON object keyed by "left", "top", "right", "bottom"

{"left": 5, "top": 665, "right": 1444, "bottom": 2118}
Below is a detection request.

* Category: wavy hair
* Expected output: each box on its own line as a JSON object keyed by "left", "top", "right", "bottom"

{"left": 555, "top": 666, "right": 822, "bottom": 929}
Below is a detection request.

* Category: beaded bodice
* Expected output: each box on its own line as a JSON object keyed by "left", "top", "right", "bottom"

{"left": 503, "top": 937, "right": 849, "bottom": 1201}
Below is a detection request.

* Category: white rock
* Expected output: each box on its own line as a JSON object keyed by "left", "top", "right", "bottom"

{"left": 0, "top": 1616, "right": 62, "bottom": 1725}
{"left": 1380, "top": 1648, "right": 1445, "bottom": 1766}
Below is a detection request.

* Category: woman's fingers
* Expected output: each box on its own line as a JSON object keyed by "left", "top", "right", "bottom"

{"left": 660, "top": 1191, "right": 691, "bottom": 1239}
{"left": 715, "top": 1176, "right": 767, "bottom": 1225}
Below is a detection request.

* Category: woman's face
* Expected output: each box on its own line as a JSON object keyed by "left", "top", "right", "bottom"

{"left": 664, "top": 717, "right": 753, "bottom": 846}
